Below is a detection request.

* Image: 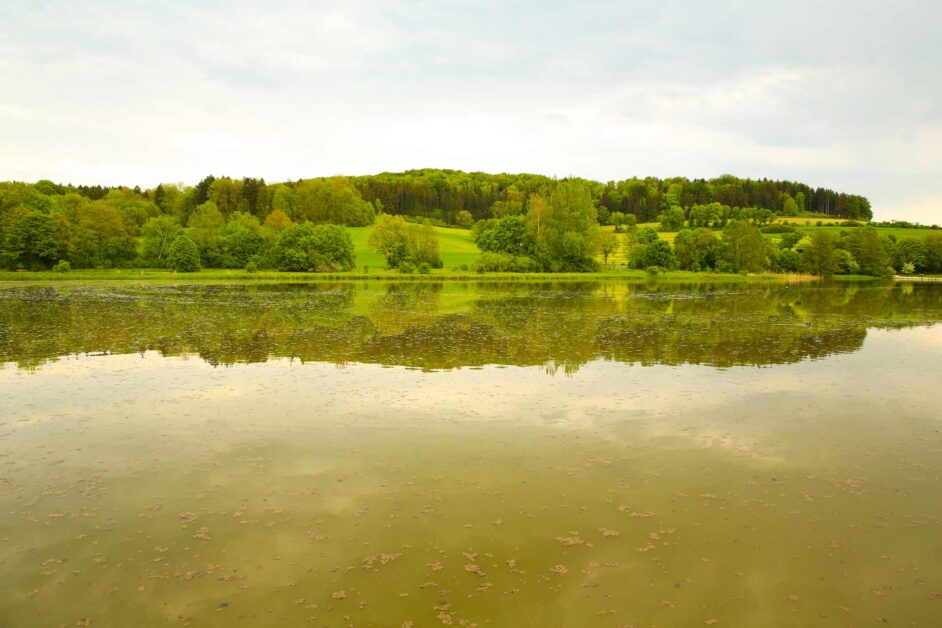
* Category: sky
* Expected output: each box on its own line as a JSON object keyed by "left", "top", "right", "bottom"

{"left": 1, "top": 0, "right": 940, "bottom": 222}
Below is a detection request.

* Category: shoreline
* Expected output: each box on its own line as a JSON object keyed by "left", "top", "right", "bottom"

{"left": 0, "top": 269, "right": 883, "bottom": 286}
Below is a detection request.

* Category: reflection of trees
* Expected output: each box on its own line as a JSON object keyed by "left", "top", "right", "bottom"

{"left": 0, "top": 282, "right": 940, "bottom": 371}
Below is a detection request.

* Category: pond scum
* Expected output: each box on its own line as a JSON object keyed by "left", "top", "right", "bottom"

{"left": 1, "top": 281, "right": 941, "bottom": 625}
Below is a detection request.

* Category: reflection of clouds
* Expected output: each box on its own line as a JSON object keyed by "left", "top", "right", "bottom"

{"left": 3, "top": 325, "right": 941, "bottom": 466}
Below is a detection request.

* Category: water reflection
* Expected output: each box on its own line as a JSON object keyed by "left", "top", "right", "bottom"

{"left": 2, "top": 281, "right": 941, "bottom": 371}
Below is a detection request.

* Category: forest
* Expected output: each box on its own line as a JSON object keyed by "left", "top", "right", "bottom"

{"left": 1, "top": 170, "right": 938, "bottom": 277}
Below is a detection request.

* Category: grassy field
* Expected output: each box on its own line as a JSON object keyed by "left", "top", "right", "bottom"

{"left": 348, "top": 224, "right": 480, "bottom": 269}
{"left": 764, "top": 224, "right": 940, "bottom": 241}
{"left": 774, "top": 216, "right": 846, "bottom": 225}
{"left": 641, "top": 218, "right": 939, "bottom": 242}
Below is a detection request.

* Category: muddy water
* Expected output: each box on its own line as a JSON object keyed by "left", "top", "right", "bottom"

{"left": 1, "top": 281, "right": 941, "bottom": 626}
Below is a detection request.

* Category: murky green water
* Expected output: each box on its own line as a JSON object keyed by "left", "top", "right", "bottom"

{"left": 1, "top": 281, "right": 941, "bottom": 626}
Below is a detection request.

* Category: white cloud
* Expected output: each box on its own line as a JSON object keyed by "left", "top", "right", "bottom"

{"left": 0, "top": 0, "right": 940, "bottom": 221}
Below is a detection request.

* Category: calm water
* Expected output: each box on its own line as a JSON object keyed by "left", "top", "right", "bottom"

{"left": 1, "top": 281, "right": 941, "bottom": 626}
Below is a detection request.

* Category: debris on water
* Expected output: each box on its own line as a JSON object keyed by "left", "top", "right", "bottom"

{"left": 464, "top": 563, "right": 484, "bottom": 576}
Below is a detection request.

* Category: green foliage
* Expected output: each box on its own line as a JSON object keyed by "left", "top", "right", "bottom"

{"left": 293, "top": 177, "right": 375, "bottom": 226}
{"left": 1, "top": 209, "right": 62, "bottom": 269}
{"left": 140, "top": 215, "right": 182, "bottom": 263}
{"left": 721, "top": 220, "right": 766, "bottom": 273}
{"left": 398, "top": 260, "right": 416, "bottom": 274}
{"left": 674, "top": 228, "right": 719, "bottom": 270}
{"left": 658, "top": 205, "right": 686, "bottom": 232}
{"left": 218, "top": 212, "right": 264, "bottom": 268}
{"left": 272, "top": 223, "right": 356, "bottom": 272}
{"left": 368, "top": 215, "right": 409, "bottom": 268}
{"left": 186, "top": 201, "right": 224, "bottom": 266}
{"left": 167, "top": 235, "right": 201, "bottom": 272}
{"left": 761, "top": 223, "right": 796, "bottom": 234}
{"left": 0, "top": 172, "right": 915, "bottom": 276}
{"left": 925, "top": 233, "right": 942, "bottom": 273}
{"left": 527, "top": 180, "right": 599, "bottom": 272}
{"left": 367, "top": 215, "right": 442, "bottom": 269}
{"left": 801, "top": 231, "right": 839, "bottom": 277}
{"left": 781, "top": 194, "right": 799, "bottom": 216}
{"left": 52, "top": 259, "right": 71, "bottom": 272}
{"left": 71, "top": 203, "right": 136, "bottom": 268}
{"left": 474, "top": 215, "right": 534, "bottom": 257}
{"left": 630, "top": 239, "right": 677, "bottom": 270}
{"left": 455, "top": 210, "right": 474, "bottom": 228}
{"left": 405, "top": 222, "right": 443, "bottom": 268}
{"left": 841, "top": 228, "right": 890, "bottom": 277}
{"left": 471, "top": 252, "right": 538, "bottom": 273}
{"left": 892, "top": 238, "right": 928, "bottom": 273}
{"left": 596, "top": 230, "right": 618, "bottom": 266}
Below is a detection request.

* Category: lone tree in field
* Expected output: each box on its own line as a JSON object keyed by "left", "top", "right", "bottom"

{"left": 596, "top": 230, "right": 618, "bottom": 268}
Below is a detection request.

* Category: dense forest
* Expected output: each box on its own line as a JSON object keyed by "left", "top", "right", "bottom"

{"left": 3, "top": 169, "right": 939, "bottom": 277}
{"left": 351, "top": 170, "right": 873, "bottom": 224}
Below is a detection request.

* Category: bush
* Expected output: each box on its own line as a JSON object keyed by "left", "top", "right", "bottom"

{"left": 273, "top": 223, "right": 355, "bottom": 272}
{"left": 760, "top": 224, "right": 796, "bottom": 234}
{"left": 417, "top": 262, "right": 431, "bottom": 274}
{"left": 715, "top": 260, "right": 733, "bottom": 273}
{"left": 244, "top": 260, "right": 258, "bottom": 273}
{"left": 471, "top": 252, "right": 538, "bottom": 273}
{"left": 52, "top": 260, "right": 71, "bottom": 273}
{"left": 646, "top": 265, "right": 662, "bottom": 276}
{"left": 167, "top": 235, "right": 201, "bottom": 272}
{"left": 398, "top": 260, "right": 416, "bottom": 274}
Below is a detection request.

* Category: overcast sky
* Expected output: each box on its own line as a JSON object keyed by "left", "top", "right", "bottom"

{"left": 1, "top": 1, "right": 940, "bottom": 221}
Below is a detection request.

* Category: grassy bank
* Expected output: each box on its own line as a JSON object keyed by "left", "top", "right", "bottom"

{"left": 0, "top": 267, "right": 875, "bottom": 285}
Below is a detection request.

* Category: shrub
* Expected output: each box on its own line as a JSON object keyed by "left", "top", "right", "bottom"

{"left": 52, "top": 260, "right": 71, "bottom": 273}
{"left": 471, "top": 252, "right": 538, "bottom": 273}
{"left": 417, "top": 262, "right": 431, "bottom": 274}
{"left": 760, "top": 224, "right": 796, "bottom": 234}
{"left": 398, "top": 260, "right": 416, "bottom": 274}
{"left": 273, "top": 223, "right": 355, "bottom": 272}
{"left": 245, "top": 260, "right": 258, "bottom": 273}
{"left": 167, "top": 235, "right": 201, "bottom": 272}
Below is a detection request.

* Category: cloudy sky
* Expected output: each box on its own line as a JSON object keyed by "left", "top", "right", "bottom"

{"left": 1, "top": 0, "right": 940, "bottom": 221}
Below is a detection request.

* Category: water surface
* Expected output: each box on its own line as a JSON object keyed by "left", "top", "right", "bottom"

{"left": 1, "top": 281, "right": 941, "bottom": 626}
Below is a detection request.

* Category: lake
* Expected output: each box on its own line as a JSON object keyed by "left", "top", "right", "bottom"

{"left": 1, "top": 281, "right": 941, "bottom": 626}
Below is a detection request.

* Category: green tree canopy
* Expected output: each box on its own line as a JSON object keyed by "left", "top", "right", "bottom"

{"left": 721, "top": 220, "right": 767, "bottom": 273}
{"left": 273, "top": 223, "right": 356, "bottom": 272}
{"left": 167, "top": 235, "right": 201, "bottom": 272}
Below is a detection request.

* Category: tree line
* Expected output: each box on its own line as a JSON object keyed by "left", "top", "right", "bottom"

{"left": 0, "top": 171, "right": 921, "bottom": 275}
